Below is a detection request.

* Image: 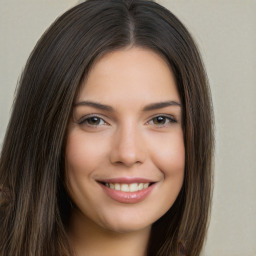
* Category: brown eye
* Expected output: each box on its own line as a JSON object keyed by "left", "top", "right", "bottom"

{"left": 148, "top": 115, "right": 177, "bottom": 127}
{"left": 152, "top": 116, "right": 167, "bottom": 125}
{"left": 86, "top": 117, "right": 102, "bottom": 125}
{"left": 78, "top": 116, "right": 106, "bottom": 126}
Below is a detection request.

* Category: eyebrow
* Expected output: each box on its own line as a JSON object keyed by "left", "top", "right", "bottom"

{"left": 74, "top": 100, "right": 181, "bottom": 111}
{"left": 142, "top": 100, "right": 181, "bottom": 111}
{"left": 74, "top": 101, "right": 114, "bottom": 111}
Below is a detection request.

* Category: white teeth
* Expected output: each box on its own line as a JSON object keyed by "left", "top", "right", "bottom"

{"left": 121, "top": 184, "right": 129, "bottom": 192}
{"left": 105, "top": 182, "right": 150, "bottom": 192}
{"left": 130, "top": 183, "right": 138, "bottom": 192}
{"left": 143, "top": 183, "right": 149, "bottom": 189}
{"left": 114, "top": 183, "right": 121, "bottom": 191}
{"left": 138, "top": 183, "right": 144, "bottom": 190}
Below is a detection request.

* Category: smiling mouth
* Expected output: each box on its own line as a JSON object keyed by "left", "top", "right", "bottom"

{"left": 100, "top": 182, "right": 154, "bottom": 192}
{"left": 97, "top": 179, "right": 156, "bottom": 203}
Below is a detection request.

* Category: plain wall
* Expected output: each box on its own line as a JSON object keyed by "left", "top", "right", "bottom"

{"left": 0, "top": 1, "right": 255, "bottom": 255}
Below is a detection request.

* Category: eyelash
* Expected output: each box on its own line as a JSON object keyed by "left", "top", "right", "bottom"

{"left": 146, "top": 115, "right": 177, "bottom": 127}
{"left": 77, "top": 114, "right": 109, "bottom": 127}
{"left": 77, "top": 114, "right": 177, "bottom": 128}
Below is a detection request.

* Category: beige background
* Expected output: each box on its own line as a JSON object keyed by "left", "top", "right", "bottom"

{"left": 0, "top": 1, "right": 255, "bottom": 255}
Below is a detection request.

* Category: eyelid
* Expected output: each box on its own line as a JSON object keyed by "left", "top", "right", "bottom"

{"left": 75, "top": 113, "right": 178, "bottom": 128}
{"left": 77, "top": 113, "right": 109, "bottom": 126}
{"left": 146, "top": 114, "right": 177, "bottom": 126}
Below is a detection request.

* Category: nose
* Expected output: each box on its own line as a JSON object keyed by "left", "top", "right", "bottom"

{"left": 109, "top": 123, "right": 146, "bottom": 167}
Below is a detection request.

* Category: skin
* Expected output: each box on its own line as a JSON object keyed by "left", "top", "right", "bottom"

{"left": 65, "top": 47, "right": 185, "bottom": 256}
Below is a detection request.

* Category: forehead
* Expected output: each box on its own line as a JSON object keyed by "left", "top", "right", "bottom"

{"left": 77, "top": 47, "right": 180, "bottom": 104}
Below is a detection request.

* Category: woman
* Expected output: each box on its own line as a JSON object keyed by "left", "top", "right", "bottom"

{"left": 0, "top": 0, "right": 214, "bottom": 255}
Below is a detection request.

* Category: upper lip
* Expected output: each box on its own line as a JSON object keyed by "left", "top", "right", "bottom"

{"left": 97, "top": 177, "right": 156, "bottom": 184}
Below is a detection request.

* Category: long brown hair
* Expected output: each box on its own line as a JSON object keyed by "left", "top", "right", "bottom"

{"left": 0, "top": 0, "right": 214, "bottom": 255}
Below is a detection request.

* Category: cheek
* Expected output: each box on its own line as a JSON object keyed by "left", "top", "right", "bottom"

{"left": 64, "top": 130, "right": 109, "bottom": 210}
{"left": 65, "top": 131, "right": 108, "bottom": 176}
{"left": 149, "top": 130, "right": 185, "bottom": 177}
{"left": 148, "top": 131, "right": 185, "bottom": 215}
{"left": 64, "top": 131, "right": 109, "bottom": 202}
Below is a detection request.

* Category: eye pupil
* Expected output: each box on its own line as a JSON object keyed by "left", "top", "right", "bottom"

{"left": 88, "top": 117, "right": 100, "bottom": 125}
{"left": 153, "top": 116, "right": 166, "bottom": 124}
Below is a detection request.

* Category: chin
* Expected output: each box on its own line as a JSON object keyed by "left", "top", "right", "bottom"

{"left": 101, "top": 220, "right": 151, "bottom": 234}
{"left": 94, "top": 209, "right": 159, "bottom": 234}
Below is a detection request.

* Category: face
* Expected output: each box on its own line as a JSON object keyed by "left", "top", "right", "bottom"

{"left": 65, "top": 47, "right": 185, "bottom": 233}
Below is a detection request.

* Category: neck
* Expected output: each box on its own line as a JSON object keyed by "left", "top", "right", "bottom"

{"left": 68, "top": 209, "right": 151, "bottom": 256}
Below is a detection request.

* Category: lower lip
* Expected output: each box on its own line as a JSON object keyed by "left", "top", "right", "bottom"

{"left": 99, "top": 183, "right": 156, "bottom": 204}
